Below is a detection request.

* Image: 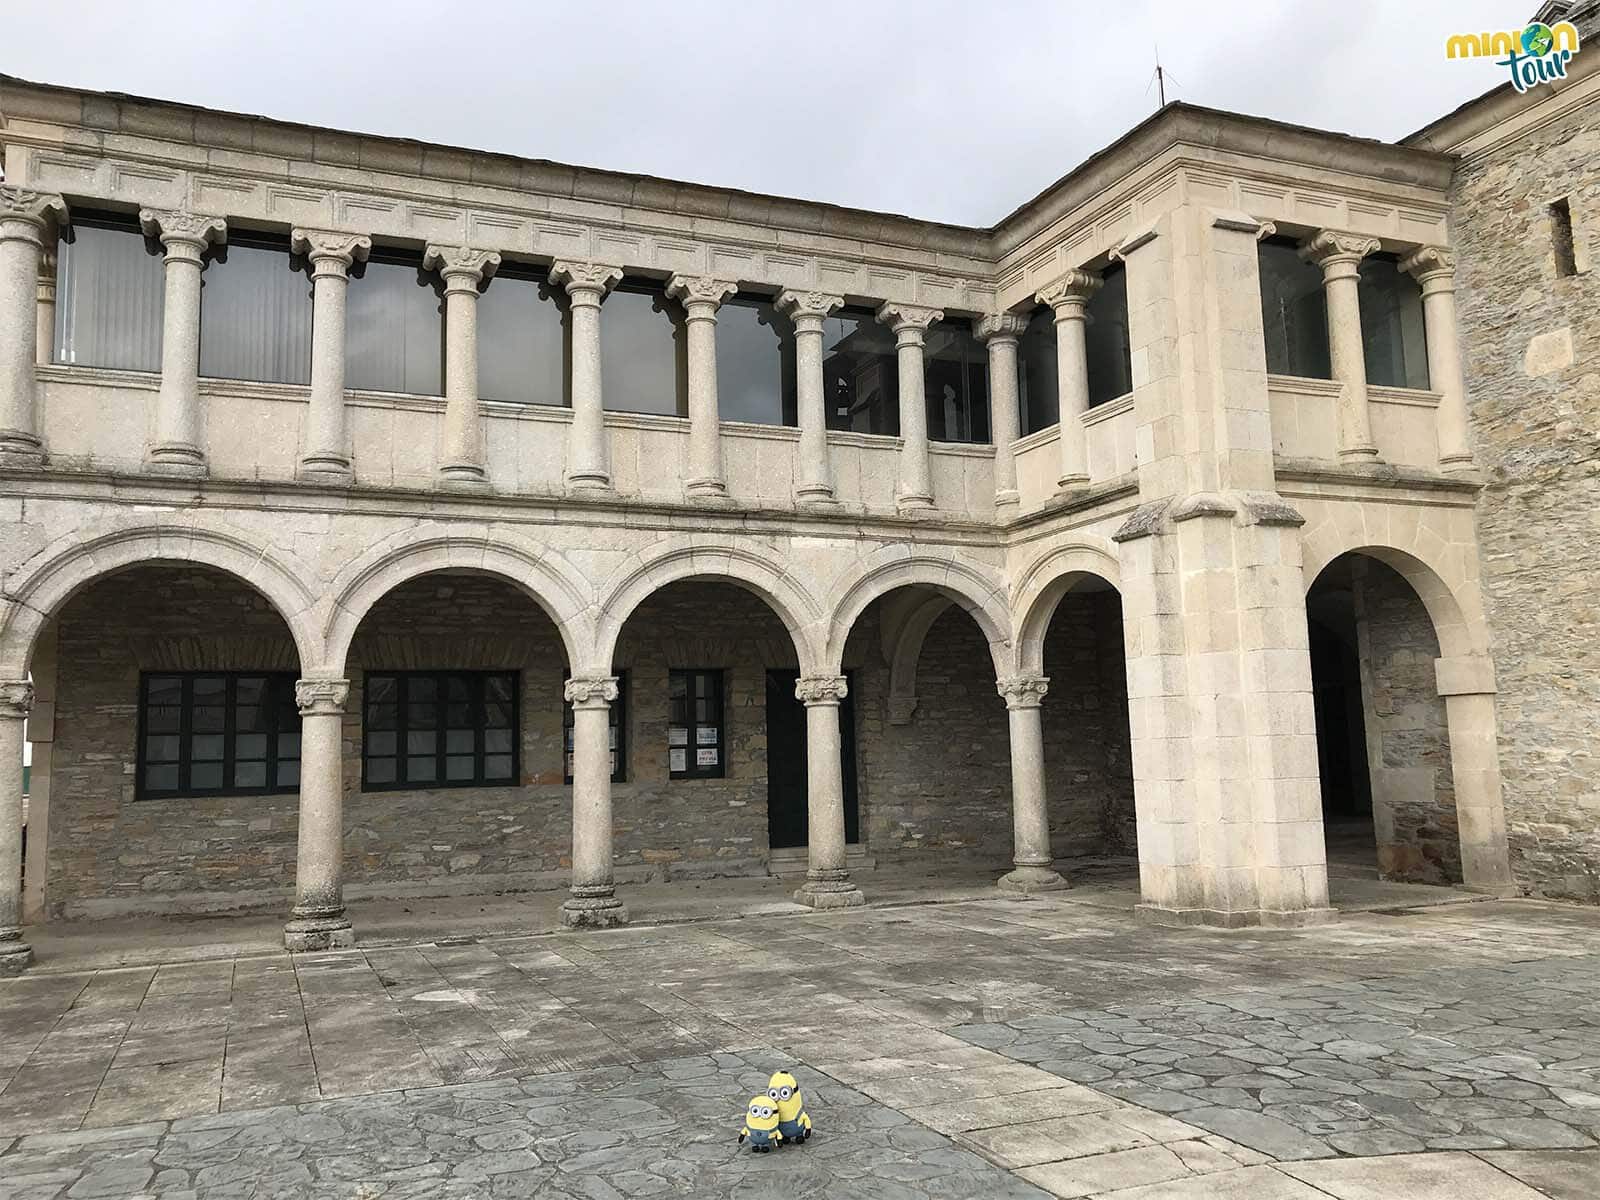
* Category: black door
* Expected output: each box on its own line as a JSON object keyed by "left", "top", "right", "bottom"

{"left": 766, "top": 669, "right": 858, "bottom": 849}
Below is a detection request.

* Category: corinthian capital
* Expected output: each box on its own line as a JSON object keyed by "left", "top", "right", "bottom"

{"left": 1400, "top": 244, "right": 1456, "bottom": 286}
{"left": 0, "top": 680, "right": 34, "bottom": 719}
{"left": 876, "top": 301, "right": 943, "bottom": 334}
{"left": 1299, "top": 230, "right": 1381, "bottom": 270}
{"left": 139, "top": 209, "right": 227, "bottom": 251}
{"left": 997, "top": 675, "right": 1049, "bottom": 710}
{"left": 666, "top": 275, "right": 738, "bottom": 310}
{"left": 291, "top": 228, "right": 373, "bottom": 270}
{"left": 775, "top": 289, "right": 843, "bottom": 322}
{"left": 424, "top": 244, "right": 501, "bottom": 288}
{"left": 795, "top": 675, "right": 848, "bottom": 706}
{"left": 565, "top": 676, "right": 620, "bottom": 707}
{"left": 0, "top": 187, "right": 67, "bottom": 233}
{"left": 295, "top": 678, "right": 350, "bottom": 716}
{"left": 549, "top": 260, "right": 624, "bottom": 299}
{"left": 1035, "top": 270, "right": 1101, "bottom": 313}
{"left": 974, "top": 311, "right": 1029, "bottom": 342}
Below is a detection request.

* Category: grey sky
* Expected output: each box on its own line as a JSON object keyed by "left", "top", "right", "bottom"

{"left": 5, "top": 0, "right": 1523, "bottom": 225}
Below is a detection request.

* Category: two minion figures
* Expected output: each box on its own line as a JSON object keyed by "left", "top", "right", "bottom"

{"left": 737, "top": 1070, "right": 813, "bottom": 1153}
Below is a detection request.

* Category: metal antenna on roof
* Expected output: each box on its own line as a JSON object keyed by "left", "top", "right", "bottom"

{"left": 1148, "top": 44, "right": 1179, "bottom": 109}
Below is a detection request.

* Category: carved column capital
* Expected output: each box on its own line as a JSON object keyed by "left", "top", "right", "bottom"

{"left": 974, "top": 311, "right": 1029, "bottom": 343}
{"left": 291, "top": 228, "right": 372, "bottom": 277}
{"left": 295, "top": 678, "right": 350, "bottom": 716}
{"left": 1299, "top": 229, "right": 1381, "bottom": 275}
{"left": 0, "top": 188, "right": 67, "bottom": 243}
{"left": 1035, "top": 270, "right": 1101, "bottom": 315}
{"left": 997, "top": 675, "right": 1050, "bottom": 710}
{"left": 795, "top": 675, "right": 849, "bottom": 706}
{"left": 876, "top": 301, "right": 943, "bottom": 340}
{"left": 550, "top": 260, "right": 624, "bottom": 304}
{"left": 1400, "top": 245, "right": 1457, "bottom": 292}
{"left": 139, "top": 209, "right": 226, "bottom": 260}
{"left": 0, "top": 680, "right": 34, "bottom": 720}
{"left": 565, "top": 676, "right": 620, "bottom": 708}
{"left": 424, "top": 245, "right": 500, "bottom": 292}
{"left": 666, "top": 274, "right": 738, "bottom": 313}
{"left": 775, "top": 289, "right": 843, "bottom": 326}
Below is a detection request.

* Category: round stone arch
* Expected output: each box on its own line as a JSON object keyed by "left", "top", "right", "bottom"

{"left": 322, "top": 528, "right": 594, "bottom": 676}
{"left": 591, "top": 540, "right": 827, "bottom": 677}
{"left": 1300, "top": 537, "right": 1479, "bottom": 660}
{"left": 0, "top": 519, "right": 322, "bottom": 677}
{"left": 822, "top": 551, "right": 1013, "bottom": 676}
{"left": 1010, "top": 540, "right": 1124, "bottom": 678}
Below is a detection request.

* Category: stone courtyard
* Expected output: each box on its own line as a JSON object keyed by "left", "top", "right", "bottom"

{"left": 2, "top": 883, "right": 1597, "bottom": 1198}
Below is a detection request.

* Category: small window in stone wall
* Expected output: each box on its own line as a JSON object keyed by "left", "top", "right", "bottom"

{"left": 669, "top": 669, "right": 724, "bottom": 780}
{"left": 137, "top": 672, "right": 301, "bottom": 800}
{"left": 362, "top": 671, "right": 518, "bottom": 791}
{"left": 564, "top": 670, "right": 627, "bottom": 784}
{"left": 1551, "top": 198, "right": 1579, "bottom": 277}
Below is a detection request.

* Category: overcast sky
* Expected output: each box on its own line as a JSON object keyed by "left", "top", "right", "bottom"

{"left": 5, "top": 0, "right": 1524, "bottom": 226}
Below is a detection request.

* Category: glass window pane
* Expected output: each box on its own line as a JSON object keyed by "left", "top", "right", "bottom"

{"left": 346, "top": 256, "right": 443, "bottom": 395}
{"left": 406, "top": 756, "right": 437, "bottom": 782}
{"left": 479, "top": 272, "right": 567, "bottom": 405}
{"left": 446, "top": 703, "right": 472, "bottom": 727}
{"left": 235, "top": 677, "right": 266, "bottom": 706}
{"left": 145, "top": 735, "right": 180, "bottom": 761}
{"left": 446, "top": 677, "right": 470, "bottom": 702}
{"left": 277, "top": 760, "right": 300, "bottom": 787}
{"left": 445, "top": 755, "right": 474, "bottom": 781}
{"left": 1259, "top": 239, "right": 1330, "bottom": 379}
{"left": 190, "top": 763, "right": 224, "bottom": 791}
{"left": 367, "top": 731, "right": 396, "bottom": 756}
{"left": 366, "top": 676, "right": 397, "bottom": 705}
{"left": 277, "top": 731, "right": 301, "bottom": 758}
{"left": 235, "top": 733, "right": 267, "bottom": 759}
{"left": 484, "top": 728, "right": 512, "bottom": 754}
{"left": 822, "top": 310, "right": 899, "bottom": 435}
{"left": 1085, "top": 265, "right": 1133, "bottom": 406}
{"left": 924, "top": 321, "right": 990, "bottom": 444}
{"left": 407, "top": 730, "right": 436, "bottom": 754}
{"left": 408, "top": 703, "right": 436, "bottom": 727}
{"left": 367, "top": 758, "right": 396, "bottom": 784}
{"left": 233, "top": 762, "right": 267, "bottom": 789}
{"left": 199, "top": 239, "right": 311, "bottom": 384}
{"left": 1358, "top": 256, "right": 1430, "bottom": 390}
{"left": 716, "top": 296, "right": 794, "bottom": 425}
{"left": 146, "top": 676, "right": 182, "bottom": 705}
{"left": 192, "top": 734, "right": 224, "bottom": 761}
{"left": 486, "top": 675, "right": 513, "bottom": 702}
{"left": 146, "top": 705, "right": 181, "bottom": 734}
{"left": 484, "top": 702, "right": 510, "bottom": 728}
{"left": 145, "top": 764, "right": 179, "bottom": 792}
{"left": 54, "top": 217, "right": 165, "bottom": 372}
{"left": 368, "top": 703, "right": 398, "bottom": 731}
{"left": 409, "top": 677, "right": 437, "bottom": 700}
{"left": 1018, "top": 307, "right": 1058, "bottom": 436}
{"left": 484, "top": 754, "right": 513, "bottom": 780}
{"left": 192, "top": 706, "right": 224, "bottom": 733}
{"left": 235, "top": 706, "right": 261, "bottom": 733}
{"left": 193, "top": 677, "right": 226, "bottom": 702}
{"left": 446, "top": 729, "right": 474, "bottom": 754}
{"left": 601, "top": 286, "right": 684, "bottom": 415}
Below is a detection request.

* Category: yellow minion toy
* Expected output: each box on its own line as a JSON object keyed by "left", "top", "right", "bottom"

{"left": 767, "top": 1070, "right": 813, "bottom": 1144}
{"left": 738, "top": 1095, "right": 783, "bottom": 1152}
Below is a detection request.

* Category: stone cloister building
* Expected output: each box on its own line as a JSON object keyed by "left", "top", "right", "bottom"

{"left": 0, "top": 47, "right": 1592, "bottom": 973}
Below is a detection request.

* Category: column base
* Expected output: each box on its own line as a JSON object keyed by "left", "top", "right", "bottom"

{"left": 145, "top": 443, "right": 208, "bottom": 478}
{"left": 686, "top": 477, "right": 729, "bottom": 500}
{"left": 0, "top": 931, "right": 33, "bottom": 976}
{"left": 561, "top": 887, "right": 630, "bottom": 929}
{"left": 0, "top": 429, "right": 44, "bottom": 469}
{"left": 1440, "top": 453, "right": 1477, "bottom": 473}
{"left": 998, "top": 865, "right": 1069, "bottom": 894}
{"left": 297, "top": 453, "right": 354, "bottom": 484}
{"left": 283, "top": 908, "right": 356, "bottom": 952}
{"left": 1135, "top": 902, "right": 1339, "bottom": 930}
{"left": 794, "top": 869, "right": 865, "bottom": 909}
{"left": 994, "top": 489, "right": 1020, "bottom": 510}
{"left": 895, "top": 493, "right": 935, "bottom": 515}
{"left": 565, "top": 472, "right": 615, "bottom": 494}
{"left": 795, "top": 484, "right": 838, "bottom": 506}
{"left": 1054, "top": 474, "right": 1089, "bottom": 493}
{"left": 438, "top": 463, "right": 491, "bottom": 491}
{"left": 1337, "top": 445, "right": 1381, "bottom": 462}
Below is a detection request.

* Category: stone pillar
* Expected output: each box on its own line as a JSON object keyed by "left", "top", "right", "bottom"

{"left": 425, "top": 245, "right": 501, "bottom": 488}
{"left": 1401, "top": 245, "right": 1474, "bottom": 472}
{"left": 35, "top": 248, "right": 57, "bottom": 368}
{"left": 776, "top": 289, "right": 843, "bottom": 504}
{"left": 0, "top": 188, "right": 66, "bottom": 469}
{"left": 140, "top": 210, "right": 226, "bottom": 477}
{"left": 550, "top": 261, "right": 624, "bottom": 492}
{"left": 1036, "top": 270, "right": 1101, "bottom": 492}
{"left": 666, "top": 275, "right": 738, "bottom": 499}
{"left": 0, "top": 680, "right": 33, "bottom": 975}
{"left": 793, "top": 675, "right": 865, "bottom": 909}
{"left": 284, "top": 679, "right": 355, "bottom": 951}
{"left": 1434, "top": 656, "right": 1515, "bottom": 894}
{"left": 876, "top": 302, "right": 942, "bottom": 512}
{"left": 997, "top": 676, "right": 1067, "bottom": 892}
{"left": 976, "top": 312, "right": 1028, "bottom": 511}
{"left": 563, "top": 676, "right": 628, "bottom": 927}
{"left": 1301, "top": 230, "right": 1380, "bottom": 462}
{"left": 292, "top": 229, "right": 371, "bottom": 483}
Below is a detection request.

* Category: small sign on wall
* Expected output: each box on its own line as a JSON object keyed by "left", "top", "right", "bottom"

{"left": 670, "top": 747, "right": 687, "bottom": 773}
{"left": 696, "top": 747, "right": 719, "bottom": 767}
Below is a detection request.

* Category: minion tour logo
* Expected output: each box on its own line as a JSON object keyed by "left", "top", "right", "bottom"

{"left": 1446, "top": 21, "right": 1582, "bottom": 92}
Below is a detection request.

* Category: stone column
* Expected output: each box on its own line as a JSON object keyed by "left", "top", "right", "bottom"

{"left": 292, "top": 229, "right": 371, "bottom": 483}
{"left": 1036, "top": 270, "right": 1101, "bottom": 492}
{"left": 1301, "top": 230, "right": 1381, "bottom": 462}
{"left": 0, "top": 188, "right": 66, "bottom": 469}
{"left": 876, "top": 302, "right": 942, "bottom": 512}
{"left": 1401, "top": 245, "right": 1474, "bottom": 472}
{"left": 976, "top": 312, "right": 1028, "bottom": 511}
{"left": 550, "top": 261, "right": 624, "bottom": 492}
{"left": 0, "top": 680, "right": 33, "bottom": 975}
{"left": 425, "top": 245, "right": 501, "bottom": 488}
{"left": 776, "top": 289, "right": 843, "bottom": 504}
{"left": 997, "top": 676, "right": 1067, "bottom": 892}
{"left": 140, "top": 210, "right": 226, "bottom": 477}
{"left": 1434, "top": 656, "right": 1515, "bottom": 894}
{"left": 563, "top": 676, "right": 629, "bottom": 927}
{"left": 284, "top": 679, "right": 355, "bottom": 951}
{"left": 793, "top": 675, "right": 865, "bottom": 909}
{"left": 666, "top": 275, "right": 738, "bottom": 499}
{"left": 35, "top": 248, "right": 57, "bottom": 368}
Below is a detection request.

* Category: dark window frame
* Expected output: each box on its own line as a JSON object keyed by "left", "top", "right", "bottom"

{"left": 669, "top": 668, "right": 726, "bottom": 780}
{"left": 136, "top": 671, "right": 301, "bottom": 801}
{"left": 361, "top": 669, "right": 519, "bottom": 792}
{"left": 564, "top": 669, "right": 628, "bottom": 784}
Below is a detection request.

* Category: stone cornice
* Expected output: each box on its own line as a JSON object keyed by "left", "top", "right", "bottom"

{"left": 1299, "top": 229, "right": 1381, "bottom": 269}
{"left": 1035, "top": 270, "right": 1101, "bottom": 311}
{"left": 1400, "top": 244, "right": 1455, "bottom": 286}
{"left": 549, "top": 260, "right": 624, "bottom": 298}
